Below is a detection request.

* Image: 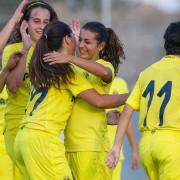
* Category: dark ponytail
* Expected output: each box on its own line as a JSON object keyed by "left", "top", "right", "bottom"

{"left": 82, "top": 21, "right": 125, "bottom": 75}
{"left": 29, "top": 21, "right": 74, "bottom": 89}
{"left": 100, "top": 28, "right": 125, "bottom": 75}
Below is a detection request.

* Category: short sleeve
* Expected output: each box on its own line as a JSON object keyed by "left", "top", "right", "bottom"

{"left": 67, "top": 73, "right": 93, "bottom": 97}
{"left": 126, "top": 74, "right": 142, "bottom": 111}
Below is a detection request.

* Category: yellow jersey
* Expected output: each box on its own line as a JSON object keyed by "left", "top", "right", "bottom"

{"left": 107, "top": 77, "right": 128, "bottom": 160}
{"left": 2, "top": 42, "right": 33, "bottom": 130}
{"left": 65, "top": 59, "right": 114, "bottom": 152}
{"left": 0, "top": 88, "right": 8, "bottom": 134}
{"left": 20, "top": 73, "right": 93, "bottom": 136}
{"left": 127, "top": 55, "right": 180, "bottom": 132}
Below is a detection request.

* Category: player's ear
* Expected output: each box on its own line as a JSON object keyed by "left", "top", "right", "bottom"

{"left": 64, "top": 35, "right": 72, "bottom": 47}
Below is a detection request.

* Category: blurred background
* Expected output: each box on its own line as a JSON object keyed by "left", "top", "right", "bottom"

{"left": 1, "top": 0, "right": 180, "bottom": 179}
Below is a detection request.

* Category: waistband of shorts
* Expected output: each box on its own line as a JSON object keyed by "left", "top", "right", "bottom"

{"left": 142, "top": 128, "right": 180, "bottom": 136}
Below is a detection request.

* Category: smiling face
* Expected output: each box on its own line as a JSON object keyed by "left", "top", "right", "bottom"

{"left": 78, "top": 29, "right": 105, "bottom": 61}
{"left": 27, "top": 7, "right": 50, "bottom": 44}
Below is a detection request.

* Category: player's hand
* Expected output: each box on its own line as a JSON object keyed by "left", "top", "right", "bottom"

{"left": 20, "top": 20, "right": 31, "bottom": 51}
{"left": 106, "top": 146, "right": 120, "bottom": 169}
{"left": 43, "top": 52, "right": 72, "bottom": 64}
{"left": 4, "top": 52, "right": 23, "bottom": 71}
{"left": 70, "top": 19, "right": 80, "bottom": 43}
{"left": 11, "top": 0, "right": 28, "bottom": 25}
{"left": 107, "top": 110, "right": 121, "bottom": 125}
{"left": 131, "top": 151, "right": 139, "bottom": 170}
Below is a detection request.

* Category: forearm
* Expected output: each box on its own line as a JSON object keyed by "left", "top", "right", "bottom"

{"left": 0, "top": 18, "right": 16, "bottom": 53}
{"left": 70, "top": 56, "right": 112, "bottom": 82}
{"left": 0, "top": 68, "right": 9, "bottom": 92}
{"left": 96, "top": 93, "right": 128, "bottom": 108}
{"left": 6, "top": 51, "right": 28, "bottom": 92}
{"left": 79, "top": 89, "right": 129, "bottom": 109}
{"left": 126, "top": 122, "right": 138, "bottom": 153}
{"left": 113, "top": 104, "right": 133, "bottom": 147}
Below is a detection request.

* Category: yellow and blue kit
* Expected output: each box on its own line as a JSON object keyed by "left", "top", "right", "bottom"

{"left": 65, "top": 59, "right": 114, "bottom": 180}
{"left": 127, "top": 55, "right": 180, "bottom": 180}
{"left": 2, "top": 42, "right": 33, "bottom": 162}
{"left": 14, "top": 73, "right": 93, "bottom": 180}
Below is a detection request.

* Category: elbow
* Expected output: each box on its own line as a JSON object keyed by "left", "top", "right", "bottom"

{"left": 7, "top": 84, "right": 19, "bottom": 93}
{"left": 101, "top": 71, "right": 113, "bottom": 83}
{"left": 6, "top": 81, "right": 20, "bottom": 93}
{"left": 103, "top": 69, "right": 111, "bottom": 77}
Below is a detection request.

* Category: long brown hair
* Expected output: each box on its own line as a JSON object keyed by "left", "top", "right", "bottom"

{"left": 29, "top": 21, "right": 74, "bottom": 89}
{"left": 8, "top": 0, "right": 58, "bottom": 44}
{"left": 82, "top": 22, "right": 125, "bottom": 75}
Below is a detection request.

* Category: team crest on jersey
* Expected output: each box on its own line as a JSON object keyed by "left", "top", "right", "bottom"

{"left": 23, "top": 72, "right": 29, "bottom": 81}
{"left": 0, "top": 98, "right": 7, "bottom": 104}
{"left": 63, "top": 176, "right": 71, "bottom": 180}
{"left": 83, "top": 71, "right": 89, "bottom": 79}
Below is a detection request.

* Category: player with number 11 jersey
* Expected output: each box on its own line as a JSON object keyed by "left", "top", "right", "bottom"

{"left": 126, "top": 54, "right": 180, "bottom": 180}
{"left": 128, "top": 55, "right": 180, "bottom": 131}
{"left": 106, "top": 22, "right": 180, "bottom": 180}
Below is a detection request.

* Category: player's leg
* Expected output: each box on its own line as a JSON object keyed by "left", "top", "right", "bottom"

{"left": 0, "top": 132, "right": 14, "bottom": 180}
{"left": 139, "top": 132, "right": 158, "bottom": 180}
{"left": 3, "top": 128, "right": 21, "bottom": 179}
{"left": 152, "top": 130, "right": 180, "bottom": 180}
{"left": 19, "top": 128, "right": 73, "bottom": 180}
{"left": 66, "top": 151, "right": 112, "bottom": 180}
{"left": 14, "top": 129, "right": 30, "bottom": 180}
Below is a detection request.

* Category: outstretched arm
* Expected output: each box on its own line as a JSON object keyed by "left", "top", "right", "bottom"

{"left": 0, "top": 0, "right": 28, "bottom": 53}
{"left": 78, "top": 89, "right": 129, "bottom": 109}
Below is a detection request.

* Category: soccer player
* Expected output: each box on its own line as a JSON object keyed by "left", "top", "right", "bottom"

{"left": 0, "top": 87, "right": 19, "bottom": 180}
{"left": 0, "top": 0, "right": 28, "bottom": 91}
{"left": 14, "top": 20, "right": 128, "bottom": 179}
{"left": 43, "top": 21, "right": 126, "bottom": 180}
{"left": 0, "top": 1, "right": 28, "bottom": 179}
{"left": 2, "top": 0, "right": 58, "bottom": 166}
{"left": 107, "top": 76, "right": 139, "bottom": 180}
{"left": 106, "top": 21, "right": 180, "bottom": 180}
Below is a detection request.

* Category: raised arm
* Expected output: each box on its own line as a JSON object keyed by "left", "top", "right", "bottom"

{"left": 43, "top": 52, "right": 113, "bottom": 82}
{"left": 0, "top": 52, "right": 21, "bottom": 92}
{"left": 6, "top": 20, "right": 30, "bottom": 93}
{"left": 0, "top": 0, "right": 28, "bottom": 53}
